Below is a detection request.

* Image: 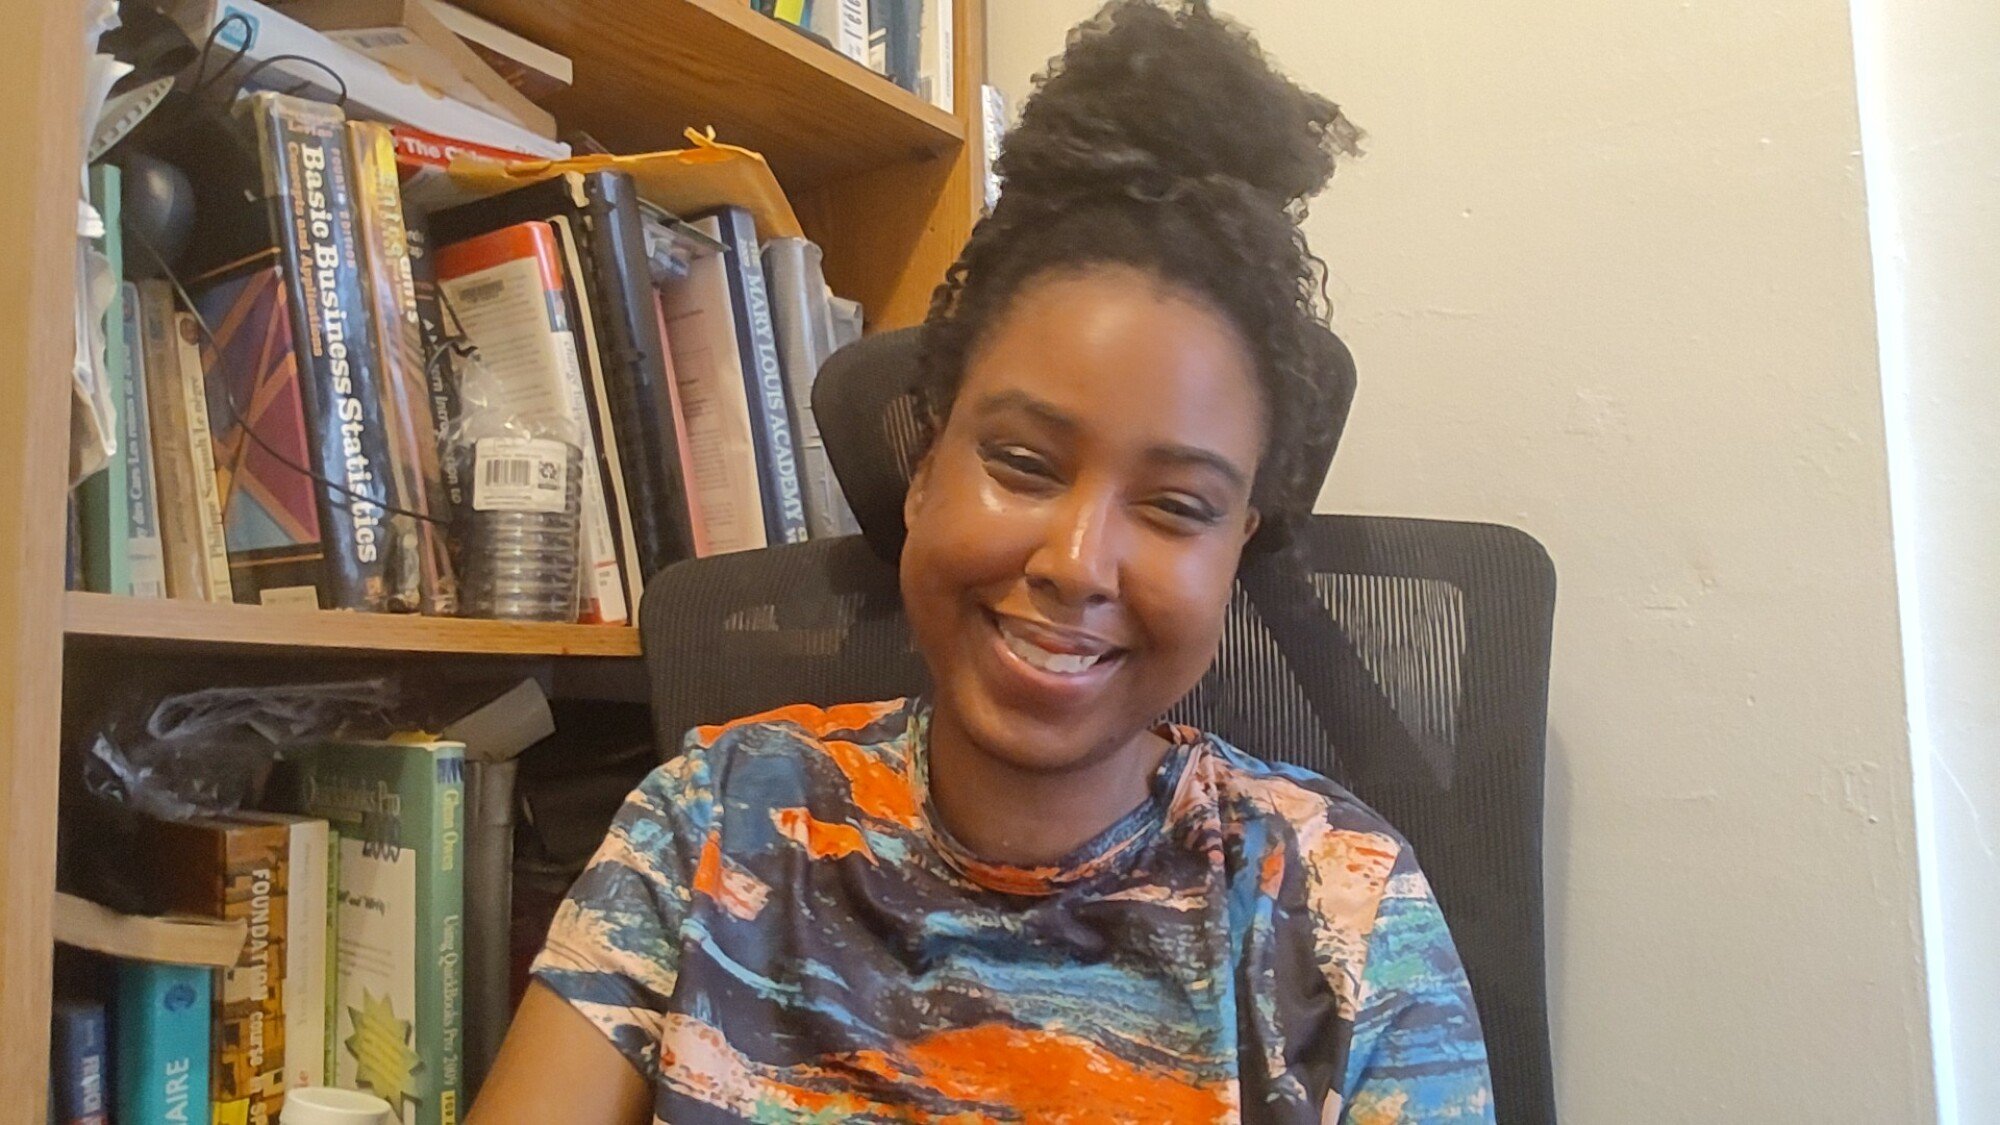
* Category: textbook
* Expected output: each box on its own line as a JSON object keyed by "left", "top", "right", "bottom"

{"left": 433, "top": 221, "right": 629, "bottom": 625}
{"left": 188, "top": 92, "right": 397, "bottom": 610}
{"left": 351, "top": 119, "right": 459, "bottom": 615}
{"left": 702, "top": 207, "right": 809, "bottom": 547}
{"left": 138, "top": 814, "right": 291, "bottom": 1125}
{"left": 278, "top": 739, "right": 466, "bottom": 1125}
{"left": 658, "top": 222, "right": 768, "bottom": 556}
{"left": 114, "top": 961, "right": 211, "bottom": 1125}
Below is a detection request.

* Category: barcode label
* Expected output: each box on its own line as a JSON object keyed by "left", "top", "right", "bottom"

{"left": 472, "top": 437, "right": 569, "bottom": 513}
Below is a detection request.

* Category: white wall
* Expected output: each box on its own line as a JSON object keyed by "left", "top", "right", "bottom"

{"left": 1851, "top": 0, "right": 2000, "bottom": 1117}
{"left": 988, "top": 1, "right": 1935, "bottom": 1118}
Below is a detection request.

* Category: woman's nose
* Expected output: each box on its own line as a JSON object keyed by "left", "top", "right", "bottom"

{"left": 1023, "top": 490, "right": 1121, "bottom": 607}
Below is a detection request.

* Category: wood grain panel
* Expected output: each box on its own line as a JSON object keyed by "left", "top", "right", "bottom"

{"left": 65, "top": 593, "right": 644, "bottom": 659}
{"left": 0, "top": 3, "right": 86, "bottom": 1112}
{"left": 461, "top": 0, "right": 962, "bottom": 186}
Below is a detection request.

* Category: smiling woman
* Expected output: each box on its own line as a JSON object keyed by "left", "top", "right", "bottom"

{"left": 470, "top": 3, "right": 1493, "bottom": 1123}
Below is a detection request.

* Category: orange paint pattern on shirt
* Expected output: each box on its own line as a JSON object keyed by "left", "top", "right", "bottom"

{"left": 697, "top": 700, "right": 903, "bottom": 744}
{"left": 822, "top": 739, "right": 922, "bottom": 827}
{"left": 846, "top": 1023, "right": 1233, "bottom": 1123}
{"left": 772, "top": 806, "right": 878, "bottom": 863}
{"left": 691, "top": 834, "right": 771, "bottom": 921}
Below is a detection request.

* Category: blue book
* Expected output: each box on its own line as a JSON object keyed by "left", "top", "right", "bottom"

{"left": 707, "top": 206, "right": 809, "bottom": 546}
{"left": 51, "top": 999, "right": 108, "bottom": 1124}
{"left": 115, "top": 962, "right": 211, "bottom": 1125}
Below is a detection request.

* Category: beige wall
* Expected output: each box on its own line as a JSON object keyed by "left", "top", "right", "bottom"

{"left": 989, "top": 0, "right": 1934, "bottom": 1117}
{"left": 1852, "top": 0, "right": 2000, "bottom": 1116}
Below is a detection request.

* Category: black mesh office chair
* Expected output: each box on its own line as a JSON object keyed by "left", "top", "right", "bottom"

{"left": 640, "top": 329, "right": 1559, "bottom": 1123}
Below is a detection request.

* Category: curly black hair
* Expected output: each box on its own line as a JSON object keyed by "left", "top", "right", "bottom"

{"left": 919, "top": 0, "right": 1361, "bottom": 550}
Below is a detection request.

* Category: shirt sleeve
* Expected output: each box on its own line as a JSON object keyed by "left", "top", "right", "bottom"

{"left": 530, "top": 733, "right": 718, "bottom": 1082}
{"left": 1338, "top": 847, "right": 1496, "bottom": 1123}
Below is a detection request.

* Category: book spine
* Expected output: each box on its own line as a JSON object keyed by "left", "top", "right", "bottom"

{"left": 324, "top": 825, "right": 342, "bottom": 1087}
{"left": 210, "top": 822, "right": 289, "bottom": 1125}
{"left": 78, "top": 165, "right": 131, "bottom": 597}
{"left": 760, "top": 239, "right": 853, "bottom": 540}
{"left": 715, "top": 207, "right": 809, "bottom": 545}
{"left": 404, "top": 220, "right": 466, "bottom": 516}
{"left": 427, "top": 746, "right": 467, "bottom": 1125}
{"left": 173, "top": 312, "right": 237, "bottom": 602}
{"left": 243, "top": 91, "right": 395, "bottom": 611}
{"left": 549, "top": 217, "right": 645, "bottom": 618}
{"left": 649, "top": 291, "right": 710, "bottom": 558}
{"left": 578, "top": 173, "right": 700, "bottom": 579}
{"left": 286, "top": 819, "right": 330, "bottom": 1091}
{"left": 118, "top": 285, "right": 168, "bottom": 599}
{"left": 115, "top": 961, "right": 211, "bottom": 1125}
{"left": 137, "top": 281, "right": 199, "bottom": 601}
{"left": 350, "top": 120, "right": 460, "bottom": 616}
{"left": 835, "top": 0, "right": 870, "bottom": 63}
{"left": 52, "top": 1000, "right": 109, "bottom": 1125}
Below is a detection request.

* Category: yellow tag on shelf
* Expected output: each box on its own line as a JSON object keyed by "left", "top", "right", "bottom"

{"left": 446, "top": 127, "right": 805, "bottom": 241}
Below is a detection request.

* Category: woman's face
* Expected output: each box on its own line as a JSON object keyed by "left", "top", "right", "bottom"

{"left": 901, "top": 267, "right": 1266, "bottom": 774}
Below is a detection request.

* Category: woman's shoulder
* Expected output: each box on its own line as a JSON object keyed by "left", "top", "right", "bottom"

{"left": 1181, "top": 730, "right": 1411, "bottom": 858}
{"left": 683, "top": 699, "right": 917, "bottom": 758}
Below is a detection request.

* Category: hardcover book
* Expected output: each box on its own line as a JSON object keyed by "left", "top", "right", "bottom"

{"left": 236, "top": 812, "right": 332, "bottom": 1092}
{"left": 658, "top": 223, "right": 769, "bottom": 556}
{"left": 115, "top": 961, "right": 211, "bottom": 1125}
{"left": 193, "top": 263, "right": 330, "bottom": 608}
{"left": 702, "top": 206, "right": 809, "bottom": 546}
{"left": 76, "top": 165, "right": 134, "bottom": 598}
{"left": 278, "top": 739, "right": 467, "bottom": 1125}
{"left": 433, "top": 221, "right": 629, "bottom": 625}
{"left": 138, "top": 814, "right": 291, "bottom": 1125}
{"left": 52, "top": 998, "right": 109, "bottom": 1125}
{"left": 351, "top": 120, "right": 459, "bottom": 616}
{"left": 190, "top": 92, "right": 399, "bottom": 610}
{"left": 762, "top": 238, "right": 860, "bottom": 538}
{"left": 118, "top": 283, "right": 169, "bottom": 599}
{"left": 138, "top": 281, "right": 234, "bottom": 603}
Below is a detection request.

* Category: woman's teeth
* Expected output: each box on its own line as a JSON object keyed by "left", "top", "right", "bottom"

{"left": 1001, "top": 630, "right": 1106, "bottom": 674}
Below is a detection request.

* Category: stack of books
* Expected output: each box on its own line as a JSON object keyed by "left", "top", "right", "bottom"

{"left": 756, "top": 0, "right": 956, "bottom": 113}
{"left": 72, "top": 0, "right": 868, "bottom": 625}
{"left": 57, "top": 737, "right": 466, "bottom": 1125}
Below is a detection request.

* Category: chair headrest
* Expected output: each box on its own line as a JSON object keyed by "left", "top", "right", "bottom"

{"left": 813, "top": 325, "right": 1356, "bottom": 563}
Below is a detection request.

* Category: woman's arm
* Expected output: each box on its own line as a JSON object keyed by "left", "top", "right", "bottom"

{"left": 467, "top": 981, "right": 651, "bottom": 1125}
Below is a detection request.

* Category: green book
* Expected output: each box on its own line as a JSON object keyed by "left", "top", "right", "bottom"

{"left": 280, "top": 739, "right": 465, "bottom": 1125}
{"left": 78, "top": 163, "right": 134, "bottom": 596}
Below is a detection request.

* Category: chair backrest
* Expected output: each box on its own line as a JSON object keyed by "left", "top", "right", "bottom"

{"left": 640, "top": 330, "right": 1559, "bottom": 1124}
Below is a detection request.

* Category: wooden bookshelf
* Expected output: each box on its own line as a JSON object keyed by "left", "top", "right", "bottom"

{"left": 461, "top": 0, "right": 964, "bottom": 185}
{"left": 65, "top": 593, "right": 643, "bottom": 658}
{"left": 0, "top": 0, "right": 988, "bottom": 1110}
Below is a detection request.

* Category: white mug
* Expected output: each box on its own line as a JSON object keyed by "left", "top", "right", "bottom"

{"left": 280, "top": 1087, "right": 393, "bottom": 1125}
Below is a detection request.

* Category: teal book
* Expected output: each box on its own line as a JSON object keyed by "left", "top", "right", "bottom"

{"left": 114, "top": 960, "right": 211, "bottom": 1125}
{"left": 78, "top": 164, "right": 134, "bottom": 596}
{"left": 280, "top": 739, "right": 466, "bottom": 1125}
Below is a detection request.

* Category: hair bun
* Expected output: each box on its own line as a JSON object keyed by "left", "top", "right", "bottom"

{"left": 997, "top": 1, "right": 1360, "bottom": 209}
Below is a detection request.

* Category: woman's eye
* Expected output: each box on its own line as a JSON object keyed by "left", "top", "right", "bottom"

{"left": 981, "top": 443, "right": 1059, "bottom": 485}
{"left": 1149, "top": 494, "right": 1224, "bottom": 528}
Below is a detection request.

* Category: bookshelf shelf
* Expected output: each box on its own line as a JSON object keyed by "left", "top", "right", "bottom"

{"left": 64, "top": 593, "right": 642, "bottom": 659}
{"left": 460, "top": 0, "right": 965, "bottom": 186}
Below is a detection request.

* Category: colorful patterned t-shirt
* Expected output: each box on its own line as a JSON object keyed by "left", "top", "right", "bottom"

{"left": 533, "top": 700, "right": 1493, "bottom": 1123}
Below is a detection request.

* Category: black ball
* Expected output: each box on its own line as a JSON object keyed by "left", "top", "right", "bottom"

{"left": 118, "top": 151, "right": 196, "bottom": 280}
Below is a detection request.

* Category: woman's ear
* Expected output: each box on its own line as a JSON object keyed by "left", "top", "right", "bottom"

{"left": 1240, "top": 507, "right": 1262, "bottom": 549}
{"left": 904, "top": 447, "right": 936, "bottom": 532}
